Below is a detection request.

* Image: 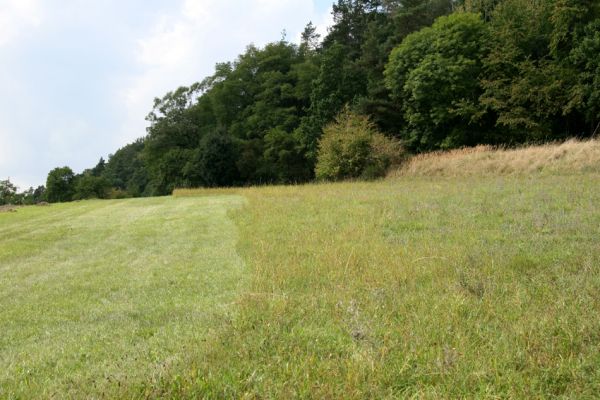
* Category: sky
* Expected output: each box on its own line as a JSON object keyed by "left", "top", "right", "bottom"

{"left": 0, "top": 0, "right": 334, "bottom": 190}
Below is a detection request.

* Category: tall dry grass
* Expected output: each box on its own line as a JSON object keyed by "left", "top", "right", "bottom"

{"left": 392, "top": 138, "right": 600, "bottom": 177}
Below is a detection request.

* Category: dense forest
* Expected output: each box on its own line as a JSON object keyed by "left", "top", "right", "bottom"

{"left": 4, "top": 0, "right": 599, "bottom": 204}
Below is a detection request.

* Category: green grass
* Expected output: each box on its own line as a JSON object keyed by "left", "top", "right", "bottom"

{"left": 0, "top": 196, "right": 246, "bottom": 398}
{"left": 176, "top": 174, "right": 600, "bottom": 398}
{"left": 2, "top": 173, "right": 600, "bottom": 398}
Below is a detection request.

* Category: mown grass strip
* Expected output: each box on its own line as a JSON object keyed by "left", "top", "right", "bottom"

{"left": 0, "top": 196, "right": 246, "bottom": 399}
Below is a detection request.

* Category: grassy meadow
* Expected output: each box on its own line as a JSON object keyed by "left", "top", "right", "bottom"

{"left": 2, "top": 141, "right": 600, "bottom": 398}
{"left": 0, "top": 196, "right": 246, "bottom": 398}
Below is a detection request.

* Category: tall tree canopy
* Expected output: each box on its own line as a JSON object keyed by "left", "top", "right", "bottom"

{"left": 50, "top": 0, "right": 600, "bottom": 198}
{"left": 385, "top": 12, "right": 490, "bottom": 150}
{"left": 46, "top": 167, "right": 76, "bottom": 203}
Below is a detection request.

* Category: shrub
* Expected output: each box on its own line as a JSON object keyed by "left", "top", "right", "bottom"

{"left": 315, "top": 108, "right": 403, "bottom": 181}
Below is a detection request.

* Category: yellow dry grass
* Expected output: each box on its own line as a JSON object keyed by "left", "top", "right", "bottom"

{"left": 392, "top": 138, "right": 600, "bottom": 177}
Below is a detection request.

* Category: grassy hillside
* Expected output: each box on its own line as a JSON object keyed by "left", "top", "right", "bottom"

{"left": 2, "top": 140, "right": 600, "bottom": 398}
{"left": 0, "top": 196, "right": 246, "bottom": 398}
{"left": 173, "top": 174, "right": 600, "bottom": 398}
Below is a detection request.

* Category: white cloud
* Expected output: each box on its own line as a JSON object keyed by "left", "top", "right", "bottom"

{"left": 0, "top": 123, "right": 40, "bottom": 189}
{"left": 315, "top": 5, "right": 334, "bottom": 39}
{"left": 0, "top": 72, "right": 32, "bottom": 187}
{"left": 0, "top": 0, "right": 42, "bottom": 47}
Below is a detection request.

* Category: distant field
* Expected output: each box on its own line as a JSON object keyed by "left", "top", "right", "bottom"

{"left": 2, "top": 142, "right": 600, "bottom": 398}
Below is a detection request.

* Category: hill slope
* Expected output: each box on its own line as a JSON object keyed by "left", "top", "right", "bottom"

{"left": 0, "top": 196, "right": 245, "bottom": 398}
{"left": 174, "top": 172, "right": 600, "bottom": 398}
{"left": 2, "top": 145, "right": 600, "bottom": 397}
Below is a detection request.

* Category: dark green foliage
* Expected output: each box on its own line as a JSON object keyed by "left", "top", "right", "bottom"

{"left": 0, "top": 179, "right": 18, "bottom": 205}
{"left": 478, "top": 0, "right": 562, "bottom": 139}
{"left": 460, "top": 0, "right": 502, "bottom": 21}
{"left": 296, "top": 42, "right": 369, "bottom": 166}
{"left": 143, "top": 86, "right": 204, "bottom": 195}
{"left": 477, "top": 0, "right": 599, "bottom": 140}
{"left": 73, "top": 174, "right": 110, "bottom": 200}
{"left": 91, "top": 158, "right": 106, "bottom": 177}
{"left": 300, "top": 22, "right": 321, "bottom": 54}
{"left": 53, "top": 0, "right": 600, "bottom": 195}
{"left": 0, "top": 181, "right": 45, "bottom": 206}
{"left": 103, "top": 139, "right": 148, "bottom": 197}
{"left": 31, "top": 186, "right": 46, "bottom": 204}
{"left": 46, "top": 167, "right": 75, "bottom": 203}
{"left": 263, "top": 128, "right": 311, "bottom": 183}
{"left": 148, "top": 148, "right": 193, "bottom": 195}
{"left": 184, "top": 132, "right": 239, "bottom": 187}
{"left": 297, "top": 0, "right": 452, "bottom": 162}
{"left": 357, "top": 0, "right": 455, "bottom": 133}
{"left": 385, "top": 13, "right": 490, "bottom": 150}
{"left": 140, "top": 41, "right": 318, "bottom": 190}
{"left": 323, "top": 0, "right": 384, "bottom": 57}
{"left": 569, "top": 19, "right": 600, "bottom": 132}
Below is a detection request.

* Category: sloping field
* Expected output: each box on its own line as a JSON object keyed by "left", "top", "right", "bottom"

{"left": 2, "top": 141, "right": 600, "bottom": 398}
{"left": 0, "top": 196, "right": 246, "bottom": 398}
{"left": 173, "top": 174, "right": 600, "bottom": 398}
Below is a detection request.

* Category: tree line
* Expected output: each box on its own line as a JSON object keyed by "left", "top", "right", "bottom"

{"left": 23, "top": 0, "right": 600, "bottom": 202}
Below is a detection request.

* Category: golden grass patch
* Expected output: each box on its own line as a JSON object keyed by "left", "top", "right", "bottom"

{"left": 392, "top": 138, "right": 600, "bottom": 177}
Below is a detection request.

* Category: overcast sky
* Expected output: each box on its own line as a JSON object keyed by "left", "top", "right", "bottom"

{"left": 0, "top": 0, "right": 334, "bottom": 189}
